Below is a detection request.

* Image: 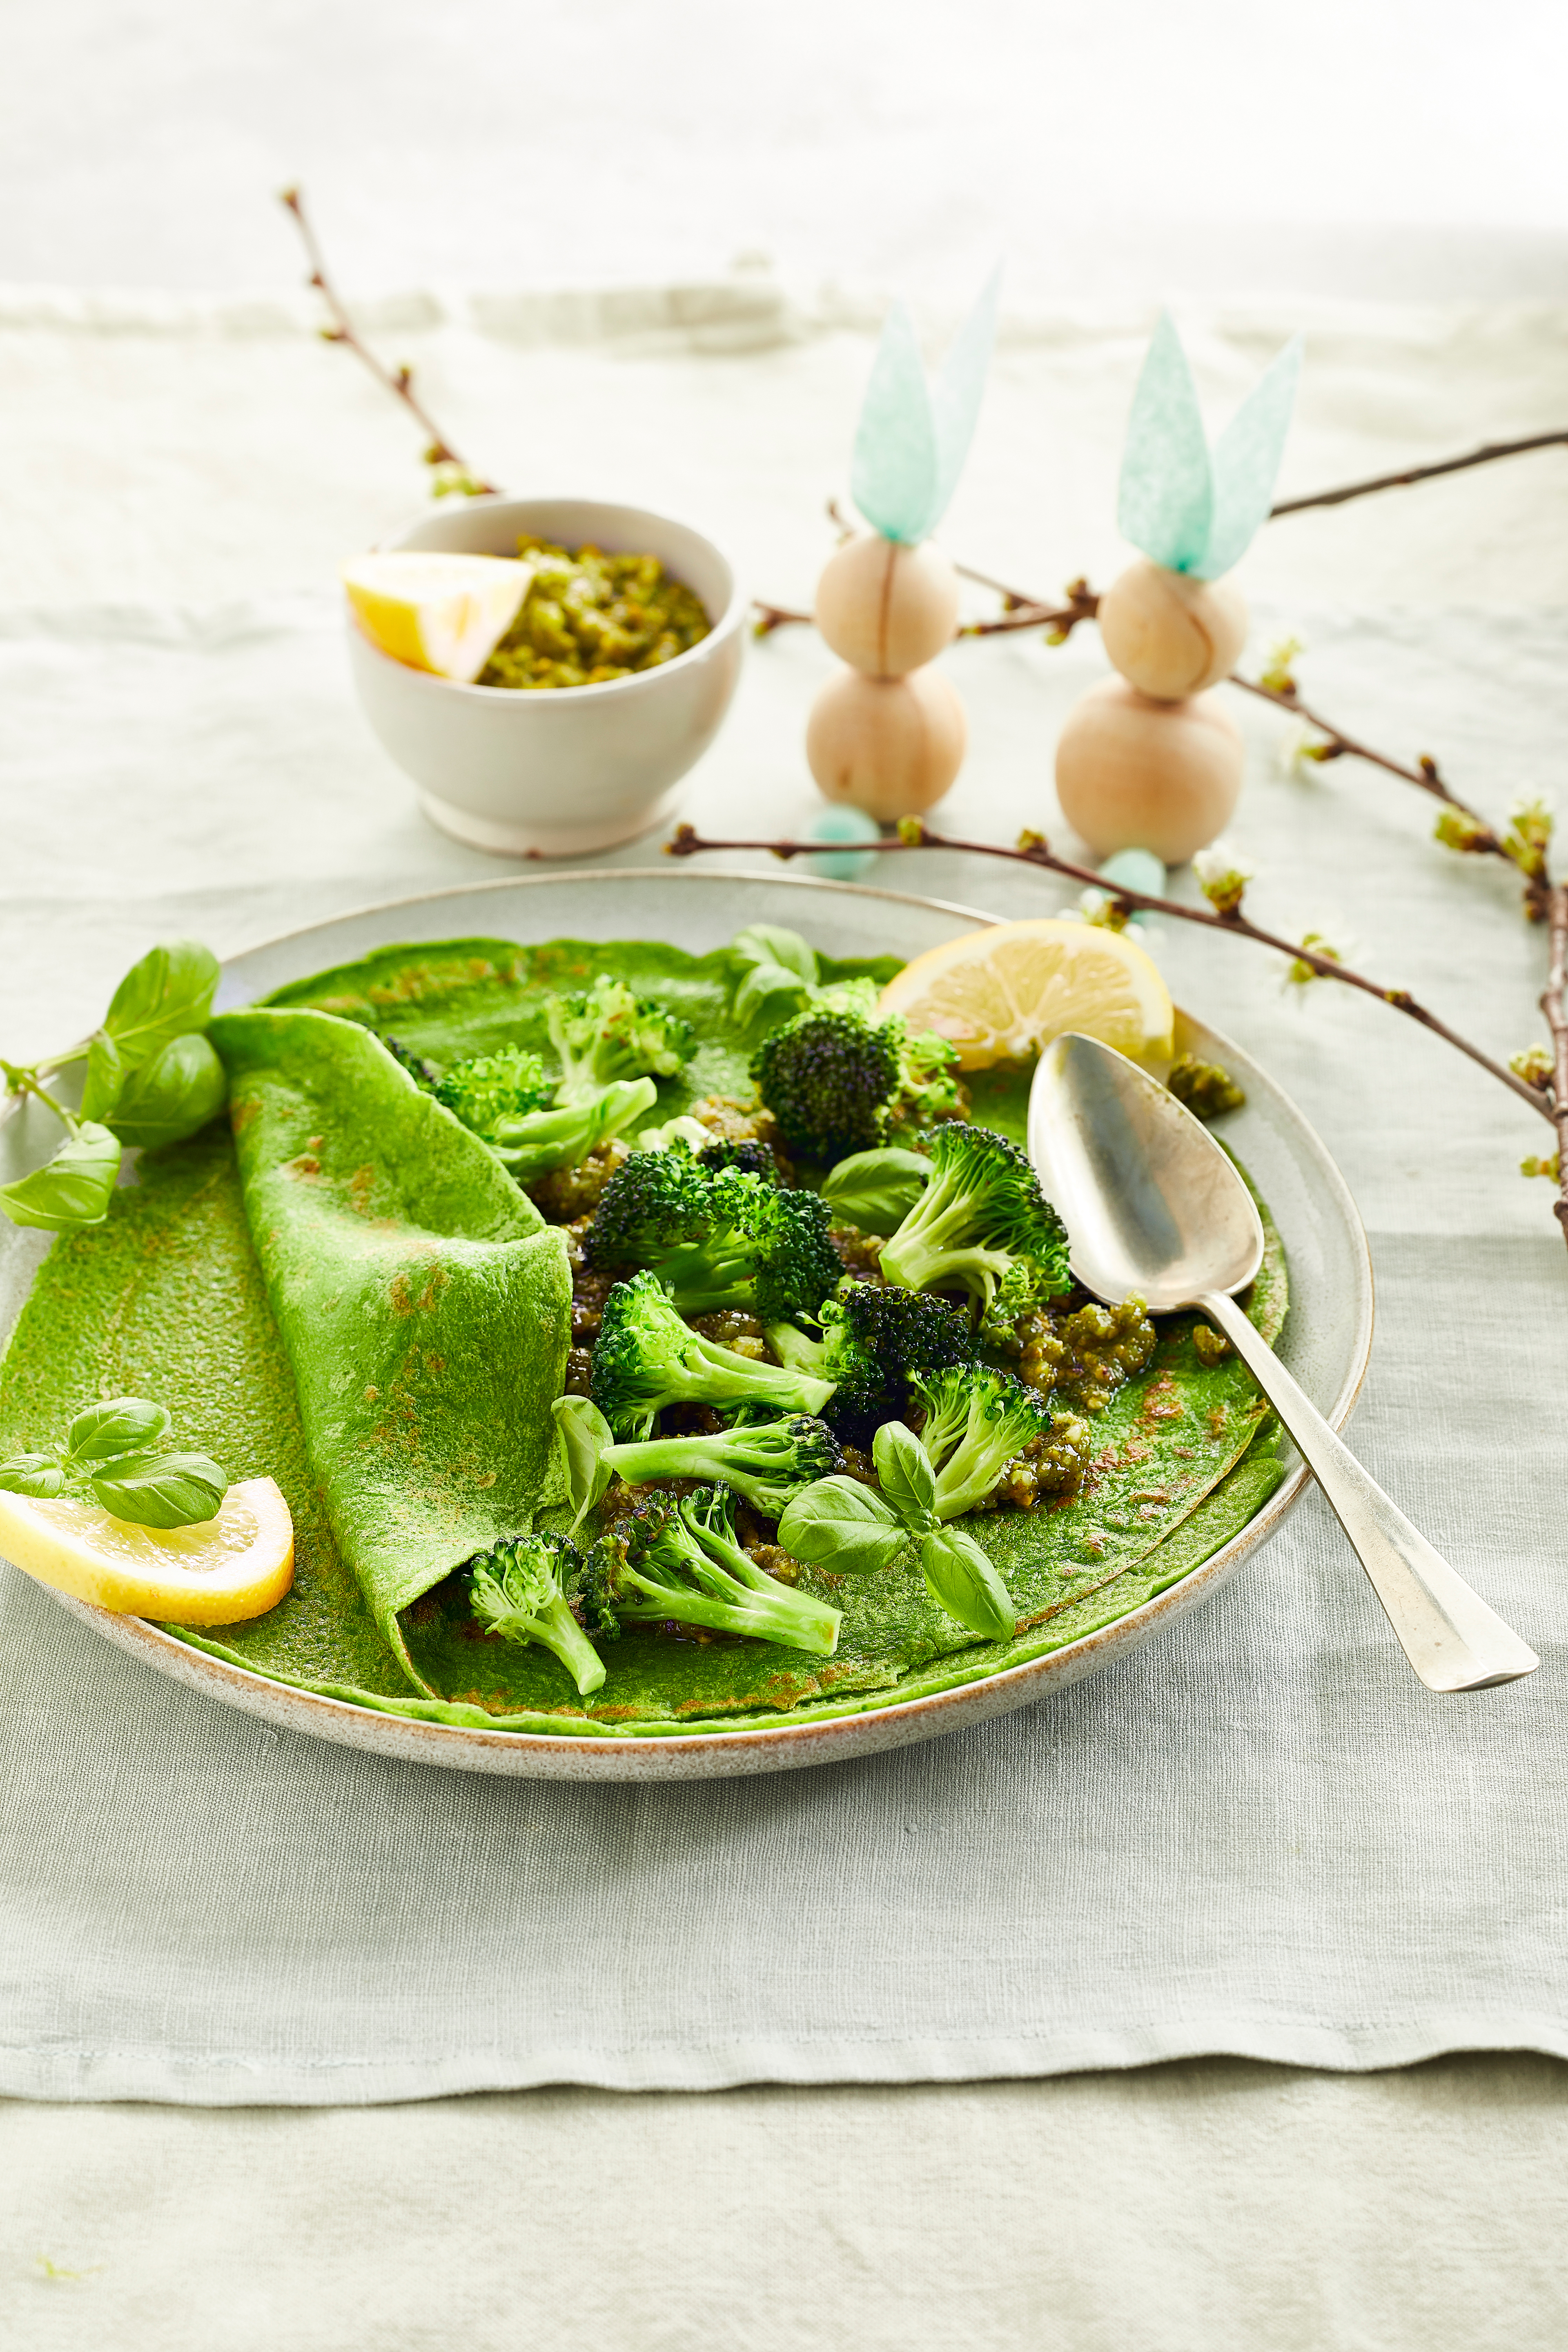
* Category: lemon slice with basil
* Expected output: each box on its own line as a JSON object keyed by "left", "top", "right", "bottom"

{"left": 0, "top": 1478, "right": 295, "bottom": 1623}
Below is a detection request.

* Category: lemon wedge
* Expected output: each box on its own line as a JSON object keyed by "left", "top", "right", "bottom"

{"left": 0, "top": 1477, "right": 294, "bottom": 1624}
{"left": 879, "top": 918, "right": 1174, "bottom": 1070}
{"left": 343, "top": 551, "right": 530, "bottom": 684}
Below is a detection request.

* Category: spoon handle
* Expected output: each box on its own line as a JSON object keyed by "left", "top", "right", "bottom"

{"left": 1197, "top": 1290, "right": 1539, "bottom": 1693}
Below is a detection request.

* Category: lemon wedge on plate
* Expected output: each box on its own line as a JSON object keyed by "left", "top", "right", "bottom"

{"left": 0, "top": 1478, "right": 294, "bottom": 1624}
{"left": 879, "top": 918, "right": 1174, "bottom": 1070}
{"left": 342, "top": 550, "right": 530, "bottom": 684}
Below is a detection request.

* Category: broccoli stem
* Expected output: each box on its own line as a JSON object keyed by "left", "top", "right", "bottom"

{"left": 491, "top": 1075, "right": 656, "bottom": 1180}
{"left": 613, "top": 1568, "right": 839, "bottom": 1656}
{"left": 597, "top": 1432, "right": 813, "bottom": 1517}
{"left": 470, "top": 1571, "right": 607, "bottom": 1696}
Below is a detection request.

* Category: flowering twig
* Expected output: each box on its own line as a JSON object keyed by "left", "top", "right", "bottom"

{"left": 278, "top": 187, "right": 496, "bottom": 494}
{"left": 1541, "top": 886, "right": 1568, "bottom": 1239}
{"left": 1268, "top": 432, "right": 1568, "bottom": 518}
{"left": 666, "top": 820, "right": 1551, "bottom": 1122}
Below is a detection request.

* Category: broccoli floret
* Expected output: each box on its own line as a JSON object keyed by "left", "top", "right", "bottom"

{"left": 486, "top": 1076, "right": 658, "bottom": 1183}
{"left": 768, "top": 1280, "right": 978, "bottom": 1433}
{"left": 579, "top": 1487, "right": 840, "bottom": 1655}
{"left": 696, "top": 1136, "right": 779, "bottom": 1183}
{"left": 586, "top": 1152, "right": 840, "bottom": 1325}
{"left": 590, "top": 1270, "right": 837, "bottom": 1438}
{"left": 878, "top": 1123, "right": 1071, "bottom": 1323}
{"left": 595, "top": 1412, "right": 843, "bottom": 1518}
{"left": 910, "top": 1364, "right": 1059, "bottom": 1519}
{"left": 467, "top": 1529, "right": 606, "bottom": 1696}
{"left": 435, "top": 1044, "right": 554, "bottom": 1136}
{"left": 751, "top": 1005, "right": 962, "bottom": 1163}
{"left": 546, "top": 976, "right": 695, "bottom": 1106}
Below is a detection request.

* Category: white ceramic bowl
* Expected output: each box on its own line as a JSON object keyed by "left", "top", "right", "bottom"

{"left": 345, "top": 496, "right": 747, "bottom": 857}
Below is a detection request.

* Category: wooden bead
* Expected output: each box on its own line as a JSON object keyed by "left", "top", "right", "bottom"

{"left": 814, "top": 532, "right": 960, "bottom": 678}
{"left": 1098, "top": 559, "right": 1249, "bottom": 701}
{"left": 1054, "top": 676, "right": 1243, "bottom": 864}
{"left": 806, "top": 664, "right": 966, "bottom": 820}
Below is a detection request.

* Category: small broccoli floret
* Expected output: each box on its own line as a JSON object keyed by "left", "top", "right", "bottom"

{"left": 597, "top": 1413, "right": 843, "bottom": 1518}
{"left": 768, "top": 1280, "right": 978, "bottom": 1433}
{"left": 579, "top": 1486, "right": 840, "bottom": 1654}
{"left": 547, "top": 976, "right": 695, "bottom": 1106}
{"left": 909, "top": 1364, "right": 1059, "bottom": 1520}
{"left": 879, "top": 1122, "right": 1071, "bottom": 1322}
{"left": 486, "top": 1076, "right": 658, "bottom": 1183}
{"left": 586, "top": 1153, "right": 840, "bottom": 1325}
{"left": 696, "top": 1136, "right": 778, "bottom": 1183}
{"left": 751, "top": 1005, "right": 962, "bottom": 1163}
{"left": 468, "top": 1529, "right": 606, "bottom": 1696}
{"left": 436, "top": 1044, "right": 554, "bottom": 1136}
{"left": 590, "top": 1270, "right": 836, "bottom": 1438}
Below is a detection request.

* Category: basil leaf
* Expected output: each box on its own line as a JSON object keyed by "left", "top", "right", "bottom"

{"left": 820, "top": 1146, "right": 932, "bottom": 1236}
{"left": 108, "top": 1033, "right": 227, "bottom": 1150}
{"left": 777, "top": 1475, "right": 906, "bottom": 1574}
{"left": 920, "top": 1526, "right": 1019, "bottom": 1641}
{"left": 552, "top": 1394, "right": 614, "bottom": 1534}
{"left": 102, "top": 940, "right": 220, "bottom": 1065}
{"left": 87, "top": 1449, "right": 227, "bottom": 1528}
{"left": 0, "top": 1124, "right": 121, "bottom": 1232}
{"left": 872, "top": 1422, "right": 938, "bottom": 1529}
{"left": 66, "top": 1397, "right": 174, "bottom": 1463}
{"left": 732, "top": 924, "right": 819, "bottom": 985}
{"left": 78, "top": 1033, "right": 125, "bottom": 1123}
{"left": 733, "top": 960, "right": 813, "bottom": 1028}
{"left": 0, "top": 1453, "right": 68, "bottom": 1499}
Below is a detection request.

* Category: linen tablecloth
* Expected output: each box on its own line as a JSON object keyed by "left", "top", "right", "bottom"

{"left": 1, "top": 289, "right": 1564, "bottom": 2107}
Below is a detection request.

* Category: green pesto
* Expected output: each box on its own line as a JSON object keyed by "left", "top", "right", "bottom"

{"left": 0, "top": 934, "right": 1289, "bottom": 1737}
{"left": 478, "top": 537, "right": 710, "bottom": 692}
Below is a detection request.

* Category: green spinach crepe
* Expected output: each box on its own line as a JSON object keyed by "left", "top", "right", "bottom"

{"left": 0, "top": 934, "right": 1287, "bottom": 1739}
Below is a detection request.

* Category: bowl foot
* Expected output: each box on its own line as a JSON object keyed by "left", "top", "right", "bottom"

{"left": 417, "top": 785, "right": 684, "bottom": 860}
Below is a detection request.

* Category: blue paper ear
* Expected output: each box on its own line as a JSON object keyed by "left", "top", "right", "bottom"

{"left": 851, "top": 270, "right": 1001, "bottom": 545}
{"left": 1117, "top": 315, "right": 1303, "bottom": 580}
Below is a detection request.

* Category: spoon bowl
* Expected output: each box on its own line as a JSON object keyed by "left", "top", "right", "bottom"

{"left": 1029, "top": 1031, "right": 1262, "bottom": 1309}
{"left": 1027, "top": 1031, "right": 1537, "bottom": 1695}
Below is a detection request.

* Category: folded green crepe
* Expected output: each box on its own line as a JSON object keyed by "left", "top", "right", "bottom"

{"left": 0, "top": 936, "right": 1288, "bottom": 1740}
{"left": 207, "top": 1007, "right": 572, "bottom": 1689}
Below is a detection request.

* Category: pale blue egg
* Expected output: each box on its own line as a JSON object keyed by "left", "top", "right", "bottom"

{"left": 1098, "top": 847, "right": 1166, "bottom": 899}
{"left": 804, "top": 805, "right": 882, "bottom": 881}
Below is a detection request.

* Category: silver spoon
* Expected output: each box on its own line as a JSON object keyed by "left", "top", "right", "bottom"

{"left": 1027, "top": 1032, "right": 1538, "bottom": 1693}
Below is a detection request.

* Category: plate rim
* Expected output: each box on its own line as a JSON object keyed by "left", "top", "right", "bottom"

{"left": 6, "top": 866, "right": 1374, "bottom": 1777}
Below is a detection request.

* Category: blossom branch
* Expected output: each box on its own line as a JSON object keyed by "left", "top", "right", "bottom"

{"left": 1541, "top": 884, "right": 1568, "bottom": 1239}
{"left": 278, "top": 187, "right": 496, "bottom": 492}
{"left": 665, "top": 819, "right": 1552, "bottom": 1123}
{"left": 1269, "top": 432, "right": 1568, "bottom": 518}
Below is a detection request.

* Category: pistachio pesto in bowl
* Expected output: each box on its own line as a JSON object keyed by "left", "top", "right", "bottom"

{"left": 346, "top": 497, "right": 745, "bottom": 858}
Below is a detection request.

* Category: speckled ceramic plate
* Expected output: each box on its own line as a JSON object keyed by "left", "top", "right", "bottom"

{"left": 0, "top": 870, "right": 1372, "bottom": 1778}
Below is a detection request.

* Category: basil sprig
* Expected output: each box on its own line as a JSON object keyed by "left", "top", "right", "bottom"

{"left": 1, "top": 940, "right": 226, "bottom": 1235}
{"left": 0, "top": 1396, "right": 228, "bottom": 1530}
{"left": 778, "top": 1419, "right": 1019, "bottom": 1640}
{"left": 820, "top": 1146, "right": 932, "bottom": 1236}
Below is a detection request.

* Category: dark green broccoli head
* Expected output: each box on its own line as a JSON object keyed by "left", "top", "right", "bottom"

{"left": 586, "top": 1154, "right": 840, "bottom": 1326}
{"left": 751, "top": 1007, "right": 902, "bottom": 1161}
{"left": 546, "top": 977, "right": 695, "bottom": 1105}
{"left": 435, "top": 1044, "right": 555, "bottom": 1137}
{"left": 589, "top": 1269, "right": 836, "bottom": 1438}
{"left": 829, "top": 1281, "right": 979, "bottom": 1430}
{"left": 696, "top": 1136, "right": 779, "bottom": 1183}
{"left": 751, "top": 1006, "right": 962, "bottom": 1163}
{"left": 909, "top": 1362, "right": 1058, "bottom": 1519}
{"left": 878, "top": 1121, "right": 1071, "bottom": 1322}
